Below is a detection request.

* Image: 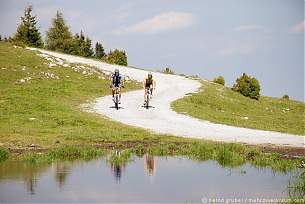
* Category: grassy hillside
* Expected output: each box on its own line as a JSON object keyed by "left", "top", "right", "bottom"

{"left": 0, "top": 42, "right": 304, "bottom": 178}
{"left": 172, "top": 80, "right": 305, "bottom": 135}
{"left": 0, "top": 42, "right": 186, "bottom": 149}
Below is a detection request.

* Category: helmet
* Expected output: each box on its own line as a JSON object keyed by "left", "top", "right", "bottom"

{"left": 148, "top": 72, "right": 152, "bottom": 79}
{"left": 114, "top": 69, "right": 119, "bottom": 75}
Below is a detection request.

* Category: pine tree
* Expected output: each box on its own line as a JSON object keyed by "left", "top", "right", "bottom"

{"left": 67, "top": 31, "right": 93, "bottom": 57}
{"left": 84, "top": 36, "right": 94, "bottom": 57}
{"left": 46, "top": 11, "right": 72, "bottom": 52}
{"left": 107, "top": 49, "right": 128, "bottom": 66}
{"left": 95, "top": 42, "right": 105, "bottom": 58}
{"left": 78, "top": 31, "right": 86, "bottom": 56}
{"left": 14, "top": 5, "right": 44, "bottom": 47}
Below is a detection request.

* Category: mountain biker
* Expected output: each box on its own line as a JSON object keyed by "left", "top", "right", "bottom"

{"left": 110, "top": 69, "right": 124, "bottom": 102}
{"left": 143, "top": 72, "right": 156, "bottom": 105}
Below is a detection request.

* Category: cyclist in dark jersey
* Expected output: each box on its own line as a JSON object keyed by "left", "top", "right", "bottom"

{"left": 143, "top": 72, "right": 156, "bottom": 104}
{"left": 110, "top": 69, "right": 124, "bottom": 101}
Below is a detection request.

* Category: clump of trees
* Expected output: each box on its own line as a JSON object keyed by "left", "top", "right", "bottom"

{"left": 105, "top": 49, "right": 128, "bottom": 66}
{"left": 45, "top": 10, "right": 127, "bottom": 64}
{"left": 163, "top": 67, "right": 174, "bottom": 74}
{"left": 45, "top": 12, "right": 94, "bottom": 57}
{"left": 282, "top": 94, "right": 289, "bottom": 100}
{"left": 69, "top": 31, "right": 94, "bottom": 57}
{"left": 45, "top": 11, "right": 72, "bottom": 52}
{"left": 9, "top": 5, "right": 128, "bottom": 66}
{"left": 213, "top": 76, "right": 225, "bottom": 86}
{"left": 95, "top": 42, "right": 105, "bottom": 58}
{"left": 13, "top": 6, "right": 44, "bottom": 48}
{"left": 0, "top": 35, "right": 9, "bottom": 42}
{"left": 232, "top": 73, "right": 261, "bottom": 100}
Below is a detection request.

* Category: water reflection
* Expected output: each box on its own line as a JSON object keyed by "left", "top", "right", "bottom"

{"left": 287, "top": 170, "right": 305, "bottom": 199}
{"left": 110, "top": 163, "right": 125, "bottom": 183}
{"left": 25, "top": 174, "right": 37, "bottom": 195}
{"left": 109, "top": 151, "right": 127, "bottom": 183}
{"left": 0, "top": 161, "right": 49, "bottom": 195}
{"left": 55, "top": 162, "right": 71, "bottom": 188}
{"left": 144, "top": 154, "right": 156, "bottom": 176}
{"left": 0, "top": 156, "right": 299, "bottom": 203}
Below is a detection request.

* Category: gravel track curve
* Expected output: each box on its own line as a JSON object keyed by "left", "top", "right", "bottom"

{"left": 31, "top": 48, "right": 305, "bottom": 148}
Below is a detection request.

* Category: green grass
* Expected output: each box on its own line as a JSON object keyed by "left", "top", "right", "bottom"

{"left": 107, "top": 149, "right": 133, "bottom": 166}
{"left": 0, "top": 41, "right": 303, "bottom": 174}
{"left": 20, "top": 146, "right": 106, "bottom": 164}
{"left": 13, "top": 142, "right": 301, "bottom": 173}
{"left": 4, "top": 140, "right": 299, "bottom": 175}
{"left": 286, "top": 171, "right": 305, "bottom": 203}
{"left": 0, "top": 41, "right": 179, "bottom": 149}
{"left": 172, "top": 80, "right": 305, "bottom": 135}
{"left": 0, "top": 147, "right": 9, "bottom": 162}
{"left": 0, "top": 42, "right": 303, "bottom": 202}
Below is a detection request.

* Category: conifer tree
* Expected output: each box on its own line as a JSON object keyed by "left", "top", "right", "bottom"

{"left": 95, "top": 42, "right": 105, "bottom": 58}
{"left": 107, "top": 49, "right": 128, "bottom": 66}
{"left": 14, "top": 5, "right": 44, "bottom": 47}
{"left": 84, "top": 36, "right": 94, "bottom": 57}
{"left": 46, "top": 11, "right": 72, "bottom": 52}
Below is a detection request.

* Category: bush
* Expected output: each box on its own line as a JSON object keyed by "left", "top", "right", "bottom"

{"left": 282, "top": 94, "right": 289, "bottom": 100}
{"left": 0, "top": 148, "right": 9, "bottom": 162}
{"left": 232, "top": 73, "right": 261, "bottom": 100}
{"left": 12, "top": 40, "right": 26, "bottom": 48}
{"left": 163, "top": 67, "right": 174, "bottom": 74}
{"left": 106, "top": 49, "right": 128, "bottom": 66}
{"left": 213, "top": 76, "right": 225, "bottom": 86}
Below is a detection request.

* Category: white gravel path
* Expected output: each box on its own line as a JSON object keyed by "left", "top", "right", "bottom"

{"left": 30, "top": 48, "right": 305, "bottom": 148}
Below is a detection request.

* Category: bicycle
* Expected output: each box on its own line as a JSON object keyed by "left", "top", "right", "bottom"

{"left": 113, "top": 86, "right": 121, "bottom": 110}
{"left": 144, "top": 87, "right": 152, "bottom": 109}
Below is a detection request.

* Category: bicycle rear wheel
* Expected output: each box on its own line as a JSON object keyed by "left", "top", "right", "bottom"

{"left": 115, "top": 94, "right": 119, "bottom": 110}
{"left": 146, "top": 93, "right": 149, "bottom": 109}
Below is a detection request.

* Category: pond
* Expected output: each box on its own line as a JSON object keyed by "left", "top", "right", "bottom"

{"left": 0, "top": 155, "right": 299, "bottom": 203}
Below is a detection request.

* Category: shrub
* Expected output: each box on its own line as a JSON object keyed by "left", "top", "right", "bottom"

{"left": 106, "top": 49, "right": 128, "bottom": 66}
{"left": 163, "top": 67, "right": 174, "bottom": 74}
{"left": 232, "top": 73, "right": 261, "bottom": 100}
{"left": 0, "top": 148, "right": 9, "bottom": 162}
{"left": 213, "top": 76, "right": 225, "bottom": 86}
{"left": 12, "top": 40, "right": 26, "bottom": 48}
{"left": 282, "top": 94, "right": 289, "bottom": 100}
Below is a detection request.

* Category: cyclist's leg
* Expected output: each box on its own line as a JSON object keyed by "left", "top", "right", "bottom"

{"left": 144, "top": 87, "right": 148, "bottom": 103}
{"left": 118, "top": 86, "right": 121, "bottom": 100}
{"left": 150, "top": 84, "right": 153, "bottom": 96}
{"left": 111, "top": 85, "right": 115, "bottom": 98}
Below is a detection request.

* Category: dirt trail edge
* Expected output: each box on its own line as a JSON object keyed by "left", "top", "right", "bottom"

{"left": 29, "top": 48, "right": 305, "bottom": 148}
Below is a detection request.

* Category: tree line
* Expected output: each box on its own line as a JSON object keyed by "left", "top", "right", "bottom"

{"left": 0, "top": 6, "right": 127, "bottom": 66}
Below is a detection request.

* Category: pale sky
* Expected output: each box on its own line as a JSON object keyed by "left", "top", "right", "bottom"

{"left": 0, "top": 0, "right": 304, "bottom": 101}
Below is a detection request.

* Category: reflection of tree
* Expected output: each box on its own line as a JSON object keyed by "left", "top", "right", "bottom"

{"left": 55, "top": 162, "right": 71, "bottom": 188}
{"left": 144, "top": 154, "right": 156, "bottom": 176}
{"left": 25, "top": 175, "right": 37, "bottom": 195}
{"left": 0, "top": 161, "right": 49, "bottom": 195}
